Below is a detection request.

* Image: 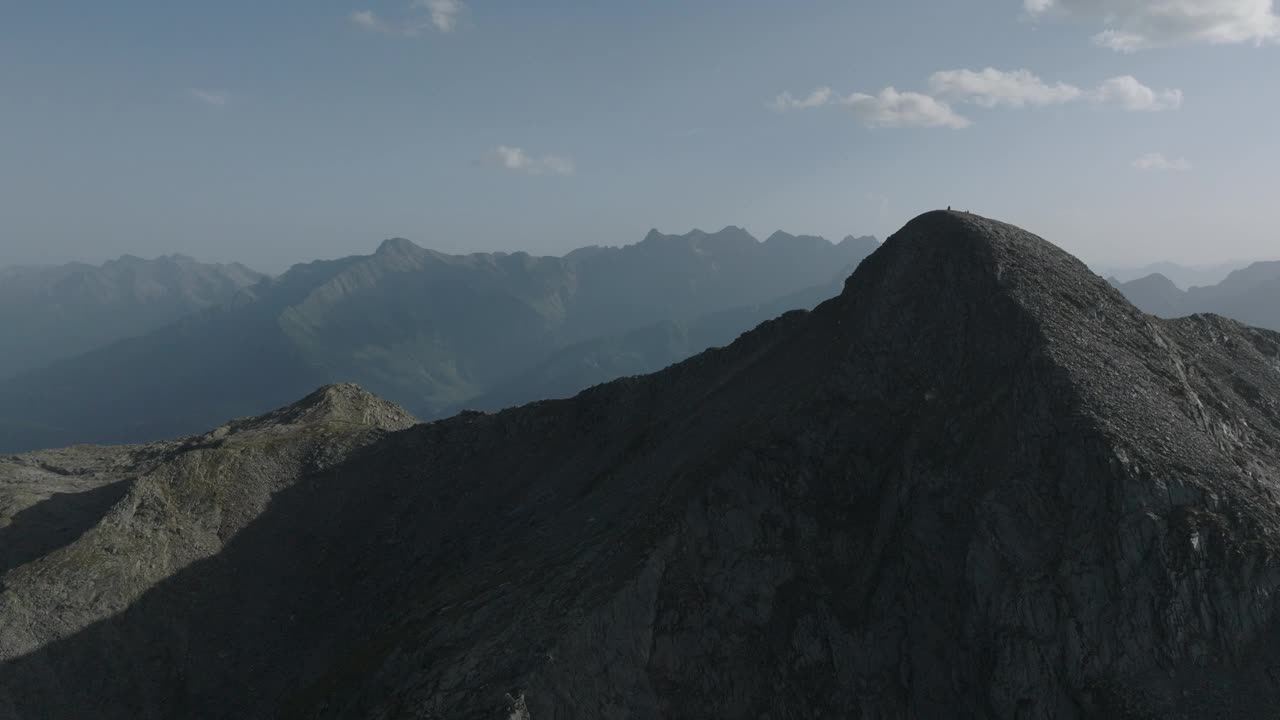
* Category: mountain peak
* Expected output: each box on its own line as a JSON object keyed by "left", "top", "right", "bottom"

{"left": 374, "top": 237, "right": 423, "bottom": 257}
{"left": 764, "top": 230, "right": 830, "bottom": 246}
{"left": 830, "top": 210, "right": 1147, "bottom": 406}
{"left": 842, "top": 210, "right": 1117, "bottom": 309}
{"left": 214, "top": 383, "right": 418, "bottom": 437}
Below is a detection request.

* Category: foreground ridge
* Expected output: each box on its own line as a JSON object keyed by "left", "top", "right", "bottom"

{"left": 3, "top": 212, "right": 1280, "bottom": 719}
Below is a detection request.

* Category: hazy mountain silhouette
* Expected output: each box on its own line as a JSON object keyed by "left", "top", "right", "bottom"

{"left": 1114, "top": 260, "right": 1280, "bottom": 330}
{"left": 4, "top": 212, "right": 1280, "bottom": 718}
{"left": 0, "top": 255, "right": 264, "bottom": 379}
{"left": 1097, "top": 260, "right": 1247, "bottom": 289}
{"left": 0, "top": 229, "right": 875, "bottom": 452}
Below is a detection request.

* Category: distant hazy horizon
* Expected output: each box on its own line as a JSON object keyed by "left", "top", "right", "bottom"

{"left": 4, "top": 1, "right": 1278, "bottom": 271}
{"left": 3, "top": 222, "right": 1276, "bottom": 280}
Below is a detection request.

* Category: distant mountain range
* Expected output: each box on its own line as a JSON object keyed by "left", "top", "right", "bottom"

{"left": 0, "top": 229, "right": 877, "bottom": 452}
{"left": 0, "top": 255, "right": 264, "bottom": 379}
{"left": 1111, "top": 260, "right": 1280, "bottom": 331}
{"left": 1096, "top": 260, "right": 1249, "bottom": 289}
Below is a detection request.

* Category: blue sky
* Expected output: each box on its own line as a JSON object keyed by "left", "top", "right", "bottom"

{"left": 2, "top": 0, "right": 1277, "bottom": 272}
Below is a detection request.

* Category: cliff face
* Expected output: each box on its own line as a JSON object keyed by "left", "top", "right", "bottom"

{"left": 4, "top": 212, "right": 1280, "bottom": 719}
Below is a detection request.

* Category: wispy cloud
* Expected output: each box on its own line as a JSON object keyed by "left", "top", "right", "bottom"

{"left": 1133, "top": 152, "right": 1192, "bottom": 172}
{"left": 929, "top": 68, "right": 1083, "bottom": 107}
{"left": 775, "top": 65, "right": 1179, "bottom": 129}
{"left": 188, "top": 89, "right": 230, "bottom": 108}
{"left": 493, "top": 145, "right": 575, "bottom": 176}
{"left": 930, "top": 68, "right": 1182, "bottom": 112}
{"left": 351, "top": 0, "right": 464, "bottom": 36}
{"left": 418, "top": 0, "right": 462, "bottom": 32}
{"left": 350, "top": 10, "right": 389, "bottom": 32}
{"left": 1024, "top": 0, "right": 1279, "bottom": 50}
{"left": 771, "top": 87, "right": 835, "bottom": 112}
{"left": 771, "top": 86, "right": 970, "bottom": 129}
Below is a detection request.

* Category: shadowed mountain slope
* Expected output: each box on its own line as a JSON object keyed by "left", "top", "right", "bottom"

{"left": 0, "top": 255, "right": 264, "bottom": 379}
{"left": 0, "top": 230, "right": 874, "bottom": 452}
{"left": 4, "top": 212, "right": 1280, "bottom": 718}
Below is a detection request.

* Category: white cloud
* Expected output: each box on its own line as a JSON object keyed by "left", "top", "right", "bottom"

{"left": 842, "top": 88, "right": 972, "bottom": 128}
{"left": 493, "top": 145, "right": 575, "bottom": 176}
{"left": 772, "top": 86, "right": 969, "bottom": 128}
{"left": 1093, "top": 75, "right": 1183, "bottom": 110}
{"left": 929, "top": 68, "right": 1084, "bottom": 107}
{"left": 932, "top": 68, "right": 1182, "bottom": 112}
{"left": 1133, "top": 152, "right": 1192, "bottom": 171}
{"left": 1024, "top": 0, "right": 1280, "bottom": 50}
{"left": 188, "top": 89, "right": 230, "bottom": 107}
{"left": 771, "top": 87, "right": 835, "bottom": 111}
{"left": 416, "top": 0, "right": 462, "bottom": 32}
{"left": 351, "top": 1, "right": 464, "bottom": 36}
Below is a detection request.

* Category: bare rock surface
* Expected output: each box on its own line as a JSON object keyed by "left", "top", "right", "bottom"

{"left": 4, "top": 212, "right": 1280, "bottom": 718}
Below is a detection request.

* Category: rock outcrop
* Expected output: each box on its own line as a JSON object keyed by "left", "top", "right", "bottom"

{"left": 4, "top": 211, "right": 1280, "bottom": 718}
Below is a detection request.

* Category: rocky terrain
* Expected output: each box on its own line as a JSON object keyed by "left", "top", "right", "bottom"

{"left": 0, "top": 229, "right": 875, "bottom": 453}
{"left": 0, "top": 254, "right": 264, "bottom": 380}
{"left": 3, "top": 211, "right": 1280, "bottom": 718}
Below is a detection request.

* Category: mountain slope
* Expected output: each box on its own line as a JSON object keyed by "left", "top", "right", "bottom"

{"left": 0, "top": 229, "right": 874, "bottom": 452}
{"left": 1116, "top": 260, "right": 1280, "bottom": 330}
{"left": 4, "top": 211, "right": 1280, "bottom": 718}
{"left": 0, "top": 255, "right": 264, "bottom": 379}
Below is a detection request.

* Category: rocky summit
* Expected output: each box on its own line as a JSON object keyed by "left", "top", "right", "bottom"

{"left": 4, "top": 211, "right": 1280, "bottom": 719}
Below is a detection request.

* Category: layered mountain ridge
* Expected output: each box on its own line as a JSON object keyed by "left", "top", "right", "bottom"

{"left": 3, "top": 211, "right": 1280, "bottom": 717}
{"left": 0, "top": 227, "right": 876, "bottom": 452}
{"left": 0, "top": 254, "right": 265, "bottom": 379}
